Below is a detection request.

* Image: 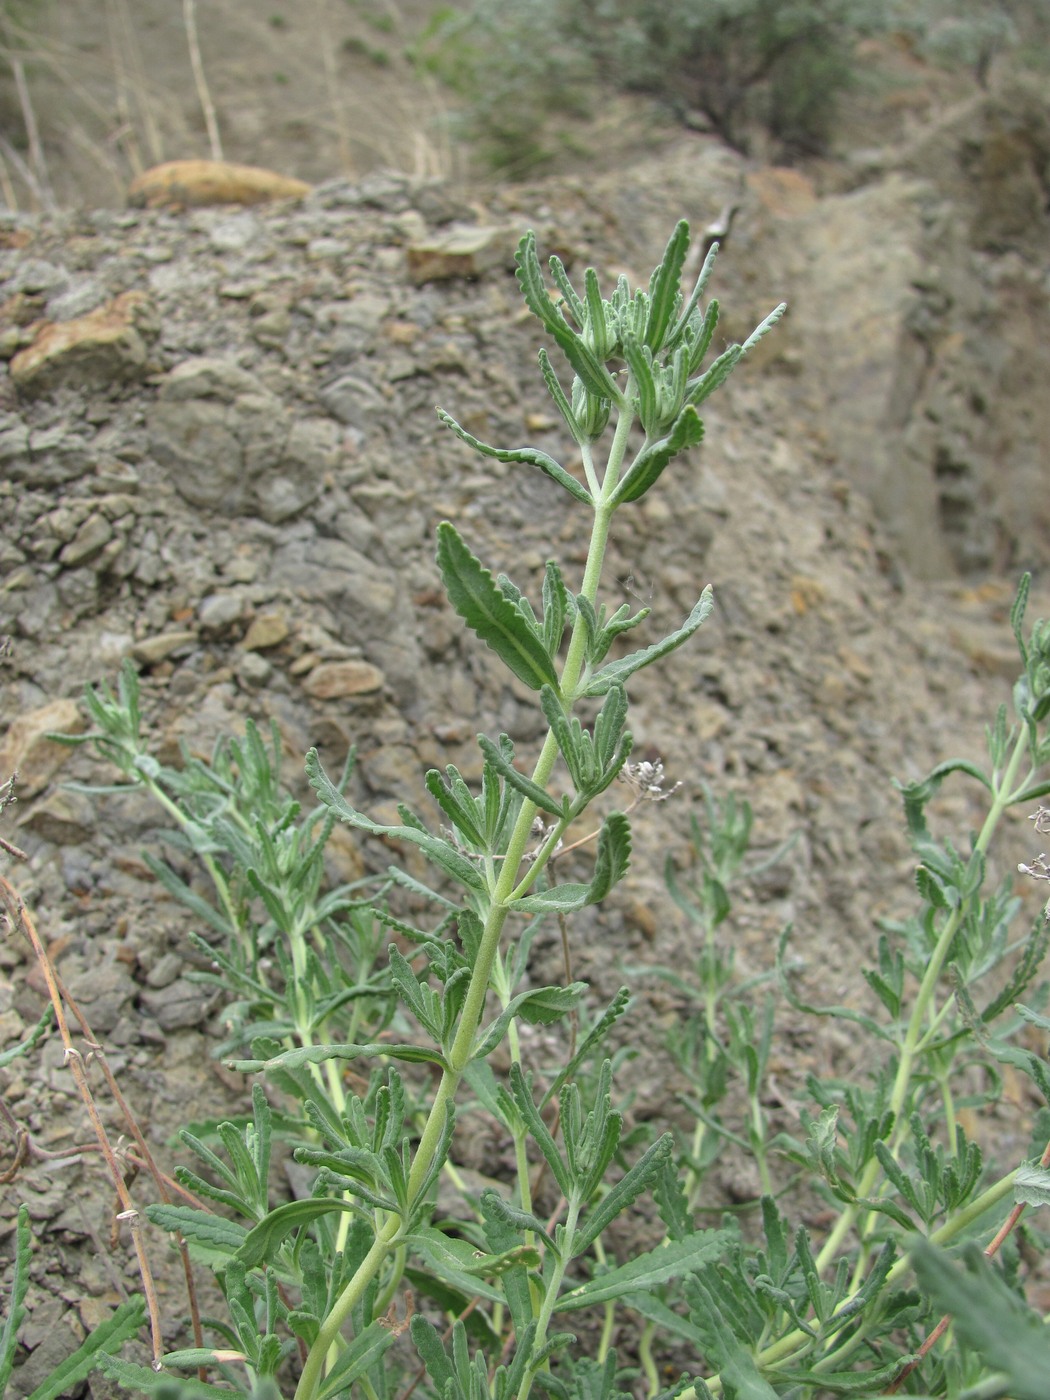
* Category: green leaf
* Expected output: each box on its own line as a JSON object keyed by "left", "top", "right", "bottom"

{"left": 313, "top": 1319, "right": 399, "bottom": 1400}
{"left": 555, "top": 1230, "right": 730, "bottom": 1312}
{"left": 306, "top": 749, "right": 488, "bottom": 896}
{"left": 910, "top": 1238, "right": 1050, "bottom": 1400}
{"left": 425, "top": 767, "right": 487, "bottom": 849}
{"left": 583, "top": 588, "right": 714, "bottom": 695}
{"left": 404, "top": 1229, "right": 531, "bottom": 1304}
{"left": 1011, "top": 571, "right": 1032, "bottom": 668}
{"left": 513, "top": 883, "right": 591, "bottom": 915}
{"left": 438, "top": 407, "right": 592, "bottom": 504}
{"left": 140, "top": 850, "right": 231, "bottom": 937}
{"left": 477, "top": 733, "right": 567, "bottom": 818}
{"left": 538, "top": 347, "right": 587, "bottom": 446}
{"left": 623, "top": 332, "right": 658, "bottom": 436}
{"left": 0, "top": 1208, "right": 31, "bottom": 1394}
{"left": 21, "top": 1297, "right": 146, "bottom": 1400}
{"left": 765, "top": 1357, "right": 913, "bottom": 1395}
{"left": 236, "top": 1198, "right": 361, "bottom": 1269}
{"left": 577, "top": 1132, "right": 671, "bottom": 1250}
{"left": 587, "top": 811, "right": 631, "bottom": 904}
{"left": 515, "top": 232, "right": 619, "bottom": 401}
{"left": 514, "top": 815, "right": 630, "bottom": 914}
{"left": 645, "top": 219, "right": 690, "bottom": 351}
{"left": 473, "top": 983, "right": 587, "bottom": 1059}
{"left": 1014, "top": 1162, "right": 1050, "bottom": 1208}
{"left": 227, "top": 1041, "right": 449, "bottom": 1073}
{"left": 0, "top": 1005, "right": 53, "bottom": 1070}
{"left": 436, "top": 521, "right": 561, "bottom": 692}
{"left": 610, "top": 406, "right": 705, "bottom": 507}
{"left": 98, "top": 1354, "right": 240, "bottom": 1398}
{"left": 510, "top": 1063, "right": 572, "bottom": 1198}
{"left": 146, "top": 1204, "right": 248, "bottom": 1261}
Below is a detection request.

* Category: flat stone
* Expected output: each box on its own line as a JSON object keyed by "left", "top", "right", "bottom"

{"left": 0, "top": 697, "right": 83, "bottom": 797}
{"left": 198, "top": 591, "right": 245, "bottom": 633}
{"left": 139, "top": 976, "right": 217, "bottom": 1030}
{"left": 131, "top": 630, "right": 198, "bottom": 664}
{"left": 127, "top": 159, "right": 311, "bottom": 210}
{"left": 302, "top": 659, "right": 385, "bottom": 699}
{"left": 10, "top": 291, "right": 154, "bottom": 395}
{"left": 18, "top": 788, "right": 95, "bottom": 844}
{"left": 58, "top": 512, "right": 113, "bottom": 567}
{"left": 242, "top": 611, "right": 290, "bottom": 650}
{"left": 405, "top": 226, "right": 511, "bottom": 284}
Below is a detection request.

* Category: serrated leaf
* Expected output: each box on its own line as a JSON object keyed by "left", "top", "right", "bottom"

{"left": 583, "top": 588, "right": 714, "bottom": 694}
{"left": 515, "top": 232, "right": 619, "bottom": 401}
{"left": 645, "top": 219, "right": 690, "bottom": 351}
{"left": 1012, "top": 571, "right": 1032, "bottom": 667}
{"left": 306, "top": 748, "right": 488, "bottom": 895}
{"left": 235, "top": 1199, "right": 361, "bottom": 1269}
{"left": 22, "top": 1298, "right": 146, "bottom": 1400}
{"left": 404, "top": 1229, "right": 536, "bottom": 1302}
{"left": 98, "top": 1354, "right": 241, "bottom": 1398}
{"left": 311, "top": 1319, "right": 398, "bottom": 1400}
{"left": 610, "top": 406, "right": 705, "bottom": 506}
{"left": 477, "top": 733, "right": 567, "bottom": 818}
{"left": 555, "top": 1230, "right": 730, "bottom": 1311}
{"left": 473, "top": 983, "right": 586, "bottom": 1059}
{"left": 1014, "top": 1162, "right": 1050, "bottom": 1208}
{"left": 146, "top": 1204, "right": 248, "bottom": 1258}
{"left": 587, "top": 811, "right": 631, "bottom": 904}
{"left": 437, "top": 406, "right": 592, "bottom": 504}
{"left": 227, "top": 1041, "right": 448, "bottom": 1073}
{"left": 425, "top": 768, "right": 487, "bottom": 849}
{"left": 910, "top": 1238, "right": 1050, "bottom": 1400}
{"left": 514, "top": 815, "right": 630, "bottom": 914}
{"left": 543, "top": 347, "right": 593, "bottom": 445}
{"left": 436, "top": 521, "right": 560, "bottom": 692}
{"left": 623, "top": 332, "right": 658, "bottom": 435}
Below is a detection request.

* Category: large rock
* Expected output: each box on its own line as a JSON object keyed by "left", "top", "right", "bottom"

{"left": 127, "top": 159, "right": 311, "bottom": 210}
{"left": 149, "top": 357, "right": 338, "bottom": 519}
{"left": 0, "top": 697, "right": 83, "bottom": 797}
{"left": 10, "top": 292, "right": 156, "bottom": 396}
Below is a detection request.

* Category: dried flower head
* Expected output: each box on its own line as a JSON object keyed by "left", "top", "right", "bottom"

{"left": 618, "top": 758, "right": 682, "bottom": 804}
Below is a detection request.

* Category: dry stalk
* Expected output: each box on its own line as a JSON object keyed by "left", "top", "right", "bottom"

{"left": 313, "top": 0, "right": 353, "bottom": 175}
{"left": 8, "top": 53, "right": 55, "bottom": 211}
{"left": 0, "top": 873, "right": 207, "bottom": 1367}
{"left": 111, "top": 0, "right": 164, "bottom": 165}
{"left": 183, "top": 0, "right": 223, "bottom": 162}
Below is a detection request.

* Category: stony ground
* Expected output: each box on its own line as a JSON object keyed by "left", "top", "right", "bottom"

{"left": 2, "top": 39, "right": 1050, "bottom": 1397}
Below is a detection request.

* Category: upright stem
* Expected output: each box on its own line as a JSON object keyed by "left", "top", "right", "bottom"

{"left": 815, "top": 725, "right": 1032, "bottom": 1278}
{"left": 294, "top": 406, "right": 636, "bottom": 1400}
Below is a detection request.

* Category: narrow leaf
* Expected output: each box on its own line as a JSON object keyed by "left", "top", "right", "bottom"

{"left": 228, "top": 1041, "right": 448, "bottom": 1072}
{"left": 583, "top": 588, "right": 714, "bottom": 695}
{"left": 436, "top": 521, "right": 560, "bottom": 692}
{"left": 645, "top": 219, "right": 690, "bottom": 350}
{"left": 610, "top": 406, "right": 705, "bottom": 507}
{"left": 473, "top": 983, "right": 586, "bottom": 1059}
{"left": 437, "top": 407, "right": 592, "bottom": 504}
{"left": 477, "top": 734, "right": 566, "bottom": 818}
{"left": 236, "top": 1199, "right": 360, "bottom": 1269}
{"left": 555, "top": 1231, "right": 730, "bottom": 1311}
{"left": 538, "top": 348, "right": 587, "bottom": 447}
{"left": 306, "top": 749, "right": 488, "bottom": 895}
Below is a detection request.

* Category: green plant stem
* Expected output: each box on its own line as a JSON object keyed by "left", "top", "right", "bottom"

{"left": 815, "top": 727, "right": 1033, "bottom": 1277}
{"left": 294, "top": 404, "right": 635, "bottom": 1400}
{"left": 518, "top": 1200, "right": 583, "bottom": 1400}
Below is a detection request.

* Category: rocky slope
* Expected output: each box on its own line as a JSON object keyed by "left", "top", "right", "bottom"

{"left": 1, "top": 82, "right": 1049, "bottom": 1393}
